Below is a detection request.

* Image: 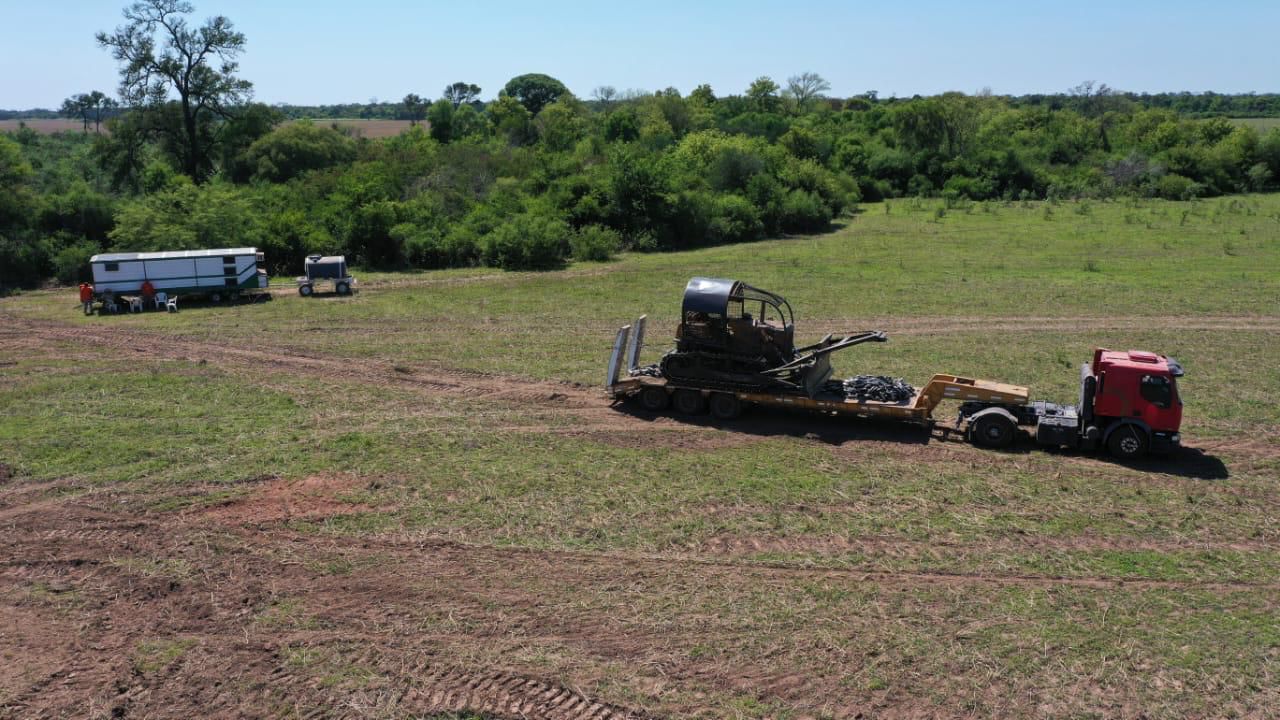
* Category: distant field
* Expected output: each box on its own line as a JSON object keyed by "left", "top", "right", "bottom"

{"left": 0, "top": 118, "right": 87, "bottom": 133}
{"left": 1231, "top": 117, "right": 1280, "bottom": 132}
{"left": 0, "top": 117, "right": 417, "bottom": 138}
{"left": 301, "top": 118, "right": 417, "bottom": 137}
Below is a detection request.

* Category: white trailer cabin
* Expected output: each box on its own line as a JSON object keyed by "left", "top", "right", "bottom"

{"left": 89, "top": 248, "right": 269, "bottom": 301}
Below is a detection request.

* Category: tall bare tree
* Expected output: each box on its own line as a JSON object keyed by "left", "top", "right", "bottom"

{"left": 591, "top": 85, "right": 618, "bottom": 109}
{"left": 97, "top": 0, "right": 251, "bottom": 181}
{"left": 785, "top": 72, "right": 831, "bottom": 111}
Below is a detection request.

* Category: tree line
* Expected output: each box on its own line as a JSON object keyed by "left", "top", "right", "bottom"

{"left": 3, "top": 0, "right": 1280, "bottom": 291}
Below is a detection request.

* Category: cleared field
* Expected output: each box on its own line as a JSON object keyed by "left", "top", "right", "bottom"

{"left": 313, "top": 118, "right": 417, "bottom": 137}
{"left": 0, "top": 117, "right": 417, "bottom": 138}
{"left": 1231, "top": 117, "right": 1280, "bottom": 132}
{"left": 2, "top": 196, "right": 1279, "bottom": 718}
{"left": 0, "top": 118, "right": 89, "bottom": 133}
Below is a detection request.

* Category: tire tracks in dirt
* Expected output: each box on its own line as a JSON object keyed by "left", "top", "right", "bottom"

{"left": 851, "top": 314, "right": 1280, "bottom": 336}
{"left": 332, "top": 531, "right": 1280, "bottom": 595}
{"left": 8, "top": 316, "right": 1272, "bottom": 473}
{"left": 2, "top": 317, "right": 720, "bottom": 444}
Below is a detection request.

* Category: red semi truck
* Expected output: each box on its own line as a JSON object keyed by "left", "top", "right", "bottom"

{"left": 957, "top": 347, "right": 1184, "bottom": 459}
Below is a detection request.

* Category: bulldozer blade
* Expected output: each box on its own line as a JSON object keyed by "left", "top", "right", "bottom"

{"left": 607, "top": 324, "right": 631, "bottom": 389}
{"left": 627, "top": 315, "right": 646, "bottom": 372}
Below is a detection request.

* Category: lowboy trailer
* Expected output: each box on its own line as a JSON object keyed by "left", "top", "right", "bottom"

{"left": 606, "top": 279, "right": 1185, "bottom": 460}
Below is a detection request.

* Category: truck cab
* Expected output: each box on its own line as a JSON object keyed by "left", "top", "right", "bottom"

{"left": 1084, "top": 349, "right": 1183, "bottom": 458}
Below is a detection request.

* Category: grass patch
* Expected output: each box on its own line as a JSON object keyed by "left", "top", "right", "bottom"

{"left": 134, "top": 638, "right": 196, "bottom": 674}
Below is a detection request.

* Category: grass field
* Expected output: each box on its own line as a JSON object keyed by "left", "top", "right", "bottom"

{"left": 2, "top": 196, "right": 1279, "bottom": 718}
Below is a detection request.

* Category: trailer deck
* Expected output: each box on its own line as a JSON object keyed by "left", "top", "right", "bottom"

{"left": 607, "top": 317, "right": 1029, "bottom": 424}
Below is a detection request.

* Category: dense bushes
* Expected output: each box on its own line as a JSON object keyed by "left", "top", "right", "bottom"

{"left": 5, "top": 81, "right": 1280, "bottom": 290}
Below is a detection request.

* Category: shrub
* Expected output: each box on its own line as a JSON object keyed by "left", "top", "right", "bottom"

{"left": 52, "top": 238, "right": 100, "bottom": 285}
{"left": 569, "top": 225, "right": 622, "bottom": 262}
{"left": 1155, "top": 173, "right": 1201, "bottom": 200}
{"left": 779, "top": 189, "right": 831, "bottom": 233}
{"left": 708, "top": 195, "right": 764, "bottom": 245}
{"left": 482, "top": 214, "right": 570, "bottom": 270}
{"left": 942, "top": 175, "right": 996, "bottom": 200}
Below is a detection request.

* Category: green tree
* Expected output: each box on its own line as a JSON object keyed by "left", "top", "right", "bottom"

{"left": 442, "top": 82, "right": 481, "bottom": 108}
{"left": 536, "top": 100, "right": 585, "bottom": 152}
{"left": 449, "top": 104, "right": 488, "bottom": 140}
{"left": 502, "top": 73, "right": 569, "bottom": 115}
{"left": 689, "top": 84, "right": 716, "bottom": 106}
{"left": 427, "top": 99, "right": 455, "bottom": 143}
{"left": 0, "top": 135, "right": 34, "bottom": 234}
{"left": 242, "top": 121, "right": 356, "bottom": 182}
{"left": 604, "top": 107, "right": 640, "bottom": 142}
{"left": 97, "top": 0, "right": 253, "bottom": 181}
{"left": 487, "top": 95, "right": 534, "bottom": 145}
{"left": 109, "top": 179, "right": 263, "bottom": 251}
{"left": 401, "top": 93, "right": 427, "bottom": 126}
{"left": 60, "top": 95, "right": 92, "bottom": 132}
{"left": 746, "top": 76, "right": 781, "bottom": 113}
{"left": 61, "top": 92, "right": 119, "bottom": 133}
{"left": 218, "top": 102, "right": 283, "bottom": 181}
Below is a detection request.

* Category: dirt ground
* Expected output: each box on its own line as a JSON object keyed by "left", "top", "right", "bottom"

{"left": 2, "top": 315, "right": 1276, "bottom": 719}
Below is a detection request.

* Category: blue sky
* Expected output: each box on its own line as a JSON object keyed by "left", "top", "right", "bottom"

{"left": 1, "top": 0, "right": 1275, "bottom": 109}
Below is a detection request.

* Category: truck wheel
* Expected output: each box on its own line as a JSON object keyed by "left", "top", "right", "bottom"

{"left": 709, "top": 392, "right": 742, "bottom": 421}
{"left": 336, "top": 281, "right": 351, "bottom": 296}
{"left": 971, "top": 414, "right": 1015, "bottom": 449}
{"left": 298, "top": 284, "right": 313, "bottom": 297}
{"left": 672, "top": 389, "right": 706, "bottom": 415}
{"left": 1107, "top": 425, "right": 1149, "bottom": 460}
{"left": 638, "top": 386, "right": 669, "bottom": 412}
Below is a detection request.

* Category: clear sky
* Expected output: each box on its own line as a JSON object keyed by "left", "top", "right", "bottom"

{"left": 1, "top": 0, "right": 1276, "bottom": 109}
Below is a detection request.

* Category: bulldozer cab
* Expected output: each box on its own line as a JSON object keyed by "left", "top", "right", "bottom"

{"left": 677, "top": 278, "right": 795, "bottom": 363}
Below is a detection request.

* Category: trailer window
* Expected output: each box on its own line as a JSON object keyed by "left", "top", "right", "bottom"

{"left": 105, "top": 262, "right": 119, "bottom": 272}
{"left": 1140, "top": 375, "right": 1172, "bottom": 408}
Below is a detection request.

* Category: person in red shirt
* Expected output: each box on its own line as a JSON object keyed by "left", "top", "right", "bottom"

{"left": 140, "top": 279, "right": 155, "bottom": 308}
{"left": 79, "top": 282, "right": 95, "bottom": 315}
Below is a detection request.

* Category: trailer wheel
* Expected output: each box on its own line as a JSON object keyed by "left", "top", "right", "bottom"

{"left": 638, "top": 386, "right": 670, "bottom": 412}
{"left": 709, "top": 392, "right": 742, "bottom": 421}
{"left": 335, "top": 281, "right": 351, "bottom": 296}
{"left": 672, "top": 389, "right": 706, "bottom": 415}
{"left": 1107, "top": 425, "right": 1149, "bottom": 460}
{"left": 298, "top": 284, "right": 314, "bottom": 297}
{"left": 208, "top": 292, "right": 222, "bottom": 303}
{"left": 971, "top": 413, "right": 1015, "bottom": 449}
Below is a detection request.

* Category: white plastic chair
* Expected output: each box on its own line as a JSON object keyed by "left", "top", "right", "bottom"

{"left": 165, "top": 295, "right": 179, "bottom": 312}
{"left": 128, "top": 297, "right": 143, "bottom": 313}
{"left": 153, "top": 292, "right": 167, "bottom": 310}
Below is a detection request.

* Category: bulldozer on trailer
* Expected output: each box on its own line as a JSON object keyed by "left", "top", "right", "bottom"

{"left": 607, "top": 277, "right": 1185, "bottom": 460}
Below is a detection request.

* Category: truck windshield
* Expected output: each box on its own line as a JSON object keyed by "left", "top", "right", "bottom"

{"left": 1140, "top": 375, "right": 1173, "bottom": 408}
